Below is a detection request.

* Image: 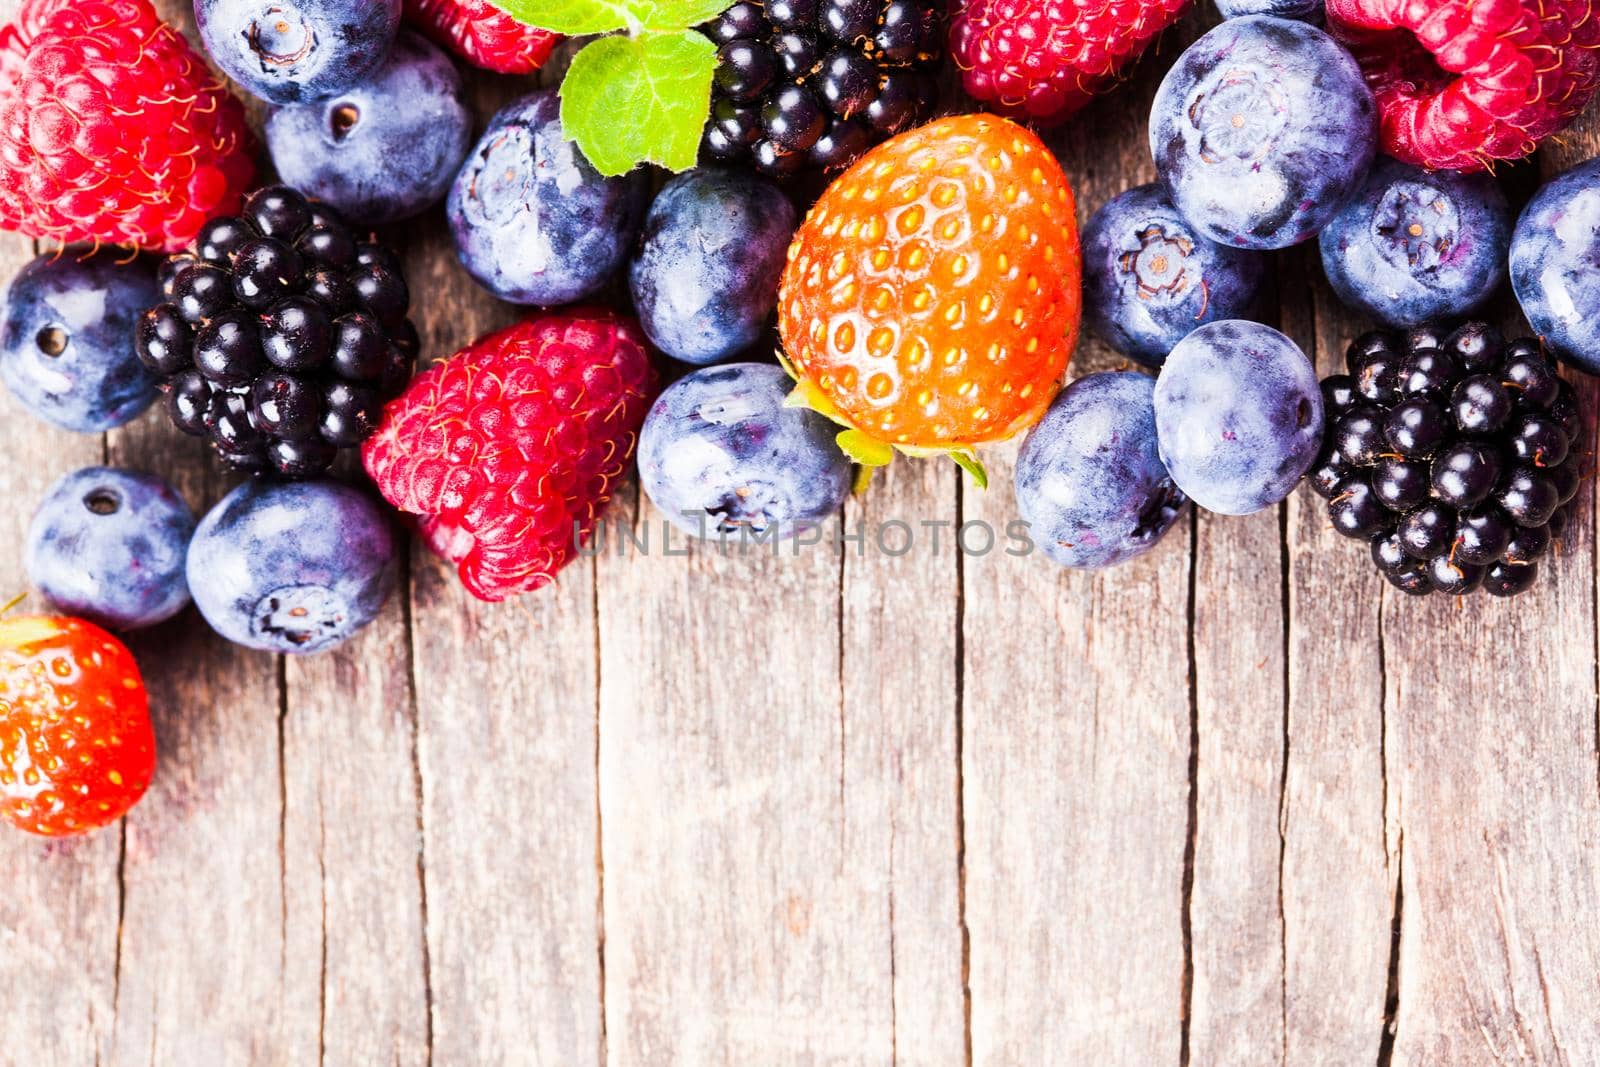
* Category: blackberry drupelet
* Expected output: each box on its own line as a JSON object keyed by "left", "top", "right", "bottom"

{"left": 699, "top": 0, "right": 944, "bottom": 177}
{"left": 1310, "top": 322, "right": 1586, "bottom": 598}
{"left": 136, "top": 187, "right": 418, "bottom": 479}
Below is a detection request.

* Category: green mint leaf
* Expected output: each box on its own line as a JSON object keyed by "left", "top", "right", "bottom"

{"left": 489, "top": 0, "right": 634, "bottom": 34}
{"left": 559, "top": 31, "right": 716, "bottom": 175}
{"left": 490, "top": 0, "right": 736, "bottom": 33}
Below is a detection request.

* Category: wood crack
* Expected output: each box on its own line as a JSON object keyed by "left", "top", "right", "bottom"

{"left": 111, "top": 817, "right": 127, "bottom": 1057}
{"left": 888, "top": 814, "right": 898, "bottom": 1065}
{"left": 954, "top": 471, "right": 973, "bottom": 1067}
{"left": 592, "top": 555, "right": 608, "bottom": 1067}
{"left": 401, "top": 553, "right": 435, "bottom": 1066}
{"left": 1179, "top": 516, "right": 1199, "bottom": 1067}
{"left": 317, "top": 788, "right": 328, "bottom": 1067}
{"left": 1277, "top": 503, "right": 1290, "bottom": 1067}
{"left": 277, "top": 656, "right": 289, "bottom": 990}
{"left": 1377, "top": 834, "right": 1402, "bottom": 1066}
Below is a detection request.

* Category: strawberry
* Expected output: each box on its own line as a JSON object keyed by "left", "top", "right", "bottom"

{"left": 362, "top": 310, "right": 656, "bottom": 602}
{"left": 0, "top": 613, "right": 156, "bottom": 837}
{"left": 778, "top": 113, "right": 1081, "bottom": 483}
{"left": 1327, "top": 0, "right": 1600, "bottom": 172}
{"left": 950, "top": 0, "right": 1192, "bottom": 124}
{"left": 403, "top": 0, "right": 560, "bottom": 75}
{"left": 0, "top": 0, "right": 256, "bottom": 253}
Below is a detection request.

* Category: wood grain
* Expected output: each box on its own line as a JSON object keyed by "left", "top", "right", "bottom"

{"left": 1278, "top": 251, "right": 1394, "bottom": 1065}
{"left": 399, "top": 185, "right": 606, "bottom": 1064}
{"left": 1374, "top": 122, "right": 1600, "bottom": 1065}
{"left": 0, "top": 231, "right": 124, "bottom": 1067}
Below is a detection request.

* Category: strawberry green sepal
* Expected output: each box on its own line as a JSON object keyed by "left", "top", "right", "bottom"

{"left": 776, "top": 349, "right": 992, "bottom": 491}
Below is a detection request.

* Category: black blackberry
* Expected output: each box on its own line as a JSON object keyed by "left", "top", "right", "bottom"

{"left": 1310, "top": 322, "right": 1584, "bottom": 598}
{"left": 135, "top": 186, "right": 417, "bottom": 479}
{"left": 699, "top": 0, "right": 944, "bottom": 177}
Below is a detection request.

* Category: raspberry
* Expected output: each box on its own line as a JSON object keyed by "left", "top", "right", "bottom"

{"left": 404, "top": 0, "right": 560, "bottom": 74}
{"left": 778, "top": 114, "right": 1081, "bottom": 466}
{"left": 363, "top": 310, "right": 657, "bottom": 602}
{"left": 1327, "top": 0, "right": 1600, "bottom": 172}
{"left": 135, "top": 186, "right": 419, "bottom": 479}
{"left": 698, "top": 0, "right": 946, "bottom": 177}
{"left": 0, "top": 0, "right": 256, "bottom": 253}
{"left": 950, "top": 0, "right": 1190, "bottom": 124}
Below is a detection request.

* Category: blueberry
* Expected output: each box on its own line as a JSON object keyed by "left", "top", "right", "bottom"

{"left": 1511, "top": 158, "right": 1600, "bottom": 373}
{"left": 1, "top": 250, "right": 161, "bottom": 432}
{"left": 1015, "top": 371, "right": 1189, "bottom": 569}
{"left": 1153, "top": 320, "right": 1323, "bottom": 515}
{"left": 265, "top": 32, "right": 472, "bottom": 225}
{"left": 187, "top": 480, "right": 397, "bottom": 655}
{"left": 1319, "top": 158, "right": 1509, "bottom": 327}
{"left": 1149, "top": 17, "right": 1377, "bottom": 250}
{"left": 24, "top": 468, "right": 196, "bottom": 631}
{"left": 1216, "top": 0, "right": 1323, "bottom": 19}
{"left": 448, "top": 90, "right": 650, "bottom": 306}
{"left": 195, "top": 0, "right": 401, "bottom": 106}
{"left": 1081, "top": 184, "right": 1265, "bottom": 367}
{"left": 637, "top": 363, "right": 852, "bottom": 539}
{"left": 629, "top": 170, "right": 797, "bottom": 367}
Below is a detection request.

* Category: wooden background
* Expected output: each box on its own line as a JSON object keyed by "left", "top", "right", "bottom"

{"left": 4, "top": 2, "right": 1600, "bottom": 1064}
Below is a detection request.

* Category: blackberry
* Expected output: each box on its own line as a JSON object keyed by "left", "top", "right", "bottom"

{"left": 1310, "top": 322, "right": 1583, "bottom": 598}
{"left": 699, "top": 0, "right": 944, "bottom": 177}
{"left": 135, "top": 187, "right": 417, "bottom": 479}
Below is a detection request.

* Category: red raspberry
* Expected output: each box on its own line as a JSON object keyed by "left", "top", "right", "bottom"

{"left": 403, "top": 0, "right": 560, "bottom": 75}
{"left": 362, "top": 310, "right": 656, "bottom": 602}
{"left": 0, "top": 0, "right": 255, "bottom": 254}
{"left": 1328, "top": 0, "right": 1600, "bottom": 172}
{"left": 950, "top": 0, "right": 1190, "bottom": 124}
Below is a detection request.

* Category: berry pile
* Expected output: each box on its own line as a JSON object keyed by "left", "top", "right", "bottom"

{"left": 1312, "top": 323, "right": 1585, "bottom": 597}
{"left": 699, "top": 0, "right": 945, "bottom": 177}
{"left": 135, "top": 186, "right": 418, "bottom": 479}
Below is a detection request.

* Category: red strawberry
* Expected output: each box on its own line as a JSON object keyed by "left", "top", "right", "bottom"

{"left": 0, "top": 0, "right": 256, "bottom": 253}
{"left": 0, "top": 614, "right": 156, "bottom": 837}
{"left": 403, "top": 0, "right": 560, "bottom": 75}
{"left": 950, "top": 0, "right": 1191, "bottom": 124}
{"left": 362, "top": 310, "right": 656, "bottom": 602}
{"left": 1327, "top": 0, "right": 1600, "bottom": 172}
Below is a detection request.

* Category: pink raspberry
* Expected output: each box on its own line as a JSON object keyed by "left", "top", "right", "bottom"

{"left": 950, "top": 0, "right": 1191, "bottom": 124}
{"left": 0, "top": 0, "right": 255, "bottom": 253}
{"left": 363, "top": 310, "right": 656, "bottom": 602}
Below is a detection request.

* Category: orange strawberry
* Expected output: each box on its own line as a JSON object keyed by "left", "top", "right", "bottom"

{"left": 777, "top": 113, "right": 1081, "bottom": 485}
{"left": 0, "top": 612, "right": 156, "bottom": 837}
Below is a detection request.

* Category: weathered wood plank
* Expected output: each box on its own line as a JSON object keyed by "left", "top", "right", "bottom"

{"left": 0, "top": 231, "right": 125, "bottom": 1066}
{"left": 840, "top": 459, "right": 966, "bottom": 1065}
{"left": 397, "top": 176, "right": 606, "bottom": 1064}
{"left": 596, "top": 491, "right": 896, "bottom": 1062}
{"left": 104, "top": 421, "right": 288, "bottom": 1067}
{"left": 1375, "top": 121, "right": 1600, "bottom": 1063}
{"left": 1278, "top": 250, "right": 1393, "bottom": 1064}
{"left": 280, "top": 600, "right": 430, "bottom": 1066}
{"left": 960, "top": 441, "right": 1191, "bottom": 1064}
{"left": 954, "top": 21, "right": 1202, "bottom": 1063}
{"left": 1189, "top": 498, "right": 1287, "bottom": 1066}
